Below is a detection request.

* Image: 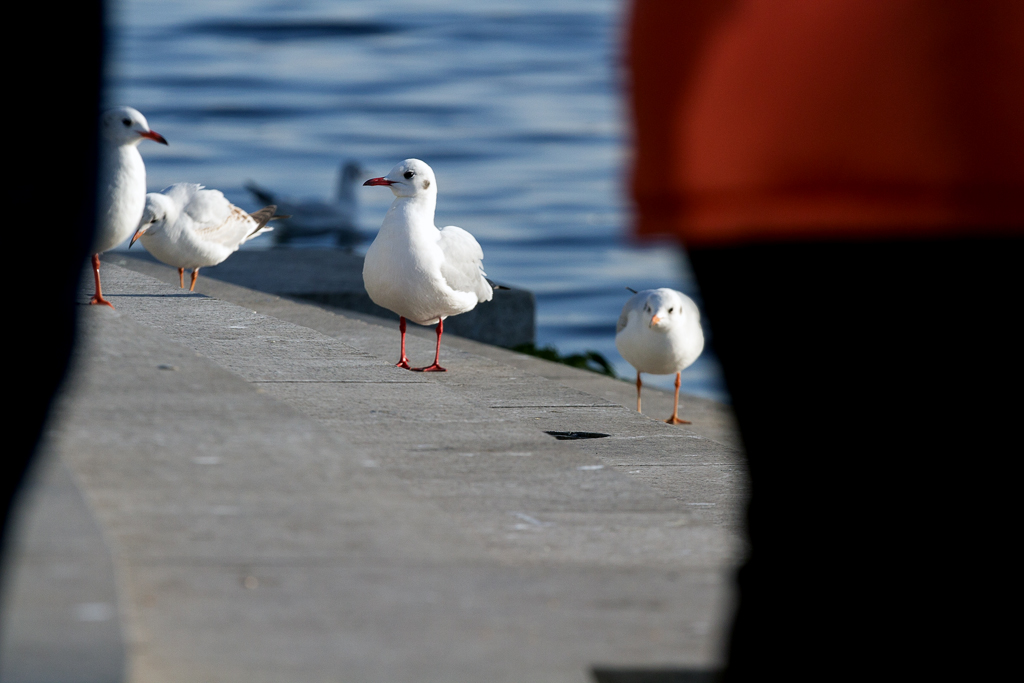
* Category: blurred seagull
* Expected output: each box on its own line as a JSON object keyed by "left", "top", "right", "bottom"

{"left": 130, "top": 183, "right": 284, "bottom": 291}
{"left": 362, "top": 159, "right": 494, "bottom": 372}
{"left": 93, "top": 106, "right": 168, "bottom": 307}
{"left": 616, "top": 288, "right": 705, "bottom": 424}
{"left": 245, "top": 161, "right": 364, "bottom": 247}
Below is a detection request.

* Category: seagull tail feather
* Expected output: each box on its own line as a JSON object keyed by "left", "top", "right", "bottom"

{"left": 247, "top": 205, "right": 281, "bottom": 237}
{"left": 486, "top": 278, "right": 511, "bottom": 291}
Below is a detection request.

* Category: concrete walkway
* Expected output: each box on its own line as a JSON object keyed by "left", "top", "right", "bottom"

{"left": 2, "top": 255, "right": 746, "bottom": 683}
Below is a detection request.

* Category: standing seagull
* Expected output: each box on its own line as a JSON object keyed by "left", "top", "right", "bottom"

{"left": 616, "top": 288, "right": 705, "bottom": 424}
{"left": 130, "top": 183, "right": 280, "bottom": 291}
{"left": 93, "top": 107, "right": 168, "bottom": 307}
{"left": 245, "top": 160, "right": 365, "bottom": 247}
{"left": 362, "top": 159, "right": 493, "bottom": 372}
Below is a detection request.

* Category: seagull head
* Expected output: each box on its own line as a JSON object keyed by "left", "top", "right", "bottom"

{"left": 130, "top": 193, "right": 176, "bottom": 247}
{"left": 363, "top": 158, "right": 436, "bottom": 199}
{"left": 101, "top": 106, "right": 168, "bottom": 147}
{"left": 341, "top": 160, "right": 365, "bottom": 184}
{"left": 640, "top": 288, "right": 696, "bottom": 332}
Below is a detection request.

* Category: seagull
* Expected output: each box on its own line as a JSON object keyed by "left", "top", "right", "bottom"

{"left": 129, "top": 183, "right": 281, "bottom": 291}
{"left": 93, "top": 107, "right": 168, "bottom": 307}
{"left": 615, "top": 288, "right": 705, "bottom": 424}
{"left": 245, "top": 161, "right": 364, "bottom": 247}
{"left": 362, "top": 159, "right": 494, "bottom": 372}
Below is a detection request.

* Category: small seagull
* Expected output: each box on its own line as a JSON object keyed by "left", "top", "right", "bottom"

{"left": 615, "top": 288, "right": 705, "bottom": 424}
{"left": 130, "top": 183, "right": 283, "bottom": 291}
{"left": 93, "top": 106, "right": 168, "bottom": 307}
{"left": 362, "top": 159, "right": 494, "bottom": 372}
{"left": 245, "top": 160, "right": 365, "bottom": 247}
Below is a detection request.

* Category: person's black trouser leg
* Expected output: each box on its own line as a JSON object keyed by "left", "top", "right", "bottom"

{"left": 689, "top": 238, "right": 1021, "bottom": 680}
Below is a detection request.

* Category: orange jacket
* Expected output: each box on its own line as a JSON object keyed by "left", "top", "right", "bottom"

{"left": 627, "top": 0, "right": 1024, "bottom": 246}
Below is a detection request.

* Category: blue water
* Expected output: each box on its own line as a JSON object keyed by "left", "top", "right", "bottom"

{"left": 106, "top": 0, "right": 729, "bottom": 403}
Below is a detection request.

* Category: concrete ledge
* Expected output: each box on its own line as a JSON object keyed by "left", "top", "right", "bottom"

{"left": 1, "top": 454, "right": 125, "bottom": 683}
{"left": 110, "top": 253, "right": 740, "bottom": 450}
{"left": 128, "top": 249, "right": 536, "bottom": 348}
{"left": 4, "top": 257, "right": 746, "bottom": 682}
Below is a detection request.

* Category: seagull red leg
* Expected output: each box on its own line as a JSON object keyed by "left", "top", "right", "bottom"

{"left": 190, "top": 268, "right": 199, "bottom": 292}
{"left": 88, "top": 254, "right": 114, "bottom": 308}
{"left": 666, "top": 371, "right": 691, "bottom": 424}
{"left": 395, "top": 316, "right": 412, "bottom": 369}
{"left": 178, "top": 268, "right": 184, "bottom": 288}
{"left": 636, "top": 371, "right": 642, "bottom": 413}
{"left": 413, "top": 319, "right": 447, "bottom": 372}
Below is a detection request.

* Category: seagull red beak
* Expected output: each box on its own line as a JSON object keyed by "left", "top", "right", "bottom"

{"left": 363, "top": 177, "right": 395, "bottom": 186}
{"left": 129, "top": 227, "right": 145, "bottom": 248}
{"left": 140, "top": 130, "right": 169, "bottom": 145}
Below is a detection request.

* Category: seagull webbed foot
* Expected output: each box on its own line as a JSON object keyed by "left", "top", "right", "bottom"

{"left": 412, "top": 363, "right": 446, "bottom": 372}
{"left": 88, "top": 294, "right": 115, "bottom": 309}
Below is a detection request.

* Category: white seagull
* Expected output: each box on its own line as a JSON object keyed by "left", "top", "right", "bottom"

{"left": 245, "top": 160, "right": 365, "bottom": 247}
{"left": 93, "top": 106, "right": 167, "bottom": 307}
{"left": 615, "top": 288, "right": 705, "bottom": 424}
{"left": 362, "top": 159, "right": 493, "bottom": 372}
{"left": 129, "top": 183, "right": 280, "bottom": 291}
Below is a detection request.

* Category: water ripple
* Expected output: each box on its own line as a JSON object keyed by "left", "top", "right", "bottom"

{"left": 187, "top": 19, "right": 401, "bottom": 41}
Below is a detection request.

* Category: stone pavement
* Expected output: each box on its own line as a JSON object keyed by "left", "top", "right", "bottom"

{"left": 1, "top": 256, "right": 746, "bottom": 683}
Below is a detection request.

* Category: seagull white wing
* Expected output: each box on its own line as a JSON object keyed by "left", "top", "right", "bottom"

{"left": 437, "top": 225, "right": 493, "bottom": 303}
{"left": 185, "top": 188, "right": 259, "bottom": 249}
{"left": 617, "top": 291, "right": 648, "bottom": 333}
{"left": 162, "top": 183, "right": 204, "bottom": 210}
{"left": 183, "top": 187, "right": 232, "bottom": 224}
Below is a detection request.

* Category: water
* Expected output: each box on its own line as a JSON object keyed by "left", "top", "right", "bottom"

{"left": 106, "top": 0, "right": 729, "bottom": 402}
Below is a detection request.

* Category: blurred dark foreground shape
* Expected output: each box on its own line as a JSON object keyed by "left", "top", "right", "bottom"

{"left": 2, "top": 2, "right": 107, "bottom": 678}
{"left": 4, "top": 2, "right": 103, "bottom": 574}
{"left": 627, "top": 0, "right": 1023, "bottom": 679}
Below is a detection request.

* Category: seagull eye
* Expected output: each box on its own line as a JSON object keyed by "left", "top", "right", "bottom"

{"left": 122, "top": 118, "right": 132, "bottom": 127}
{"left": 404, "top": 171, "right": 414, "bottom": 179}
{"left": 668, "top": 308, "right": 674, "bottom": 313}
